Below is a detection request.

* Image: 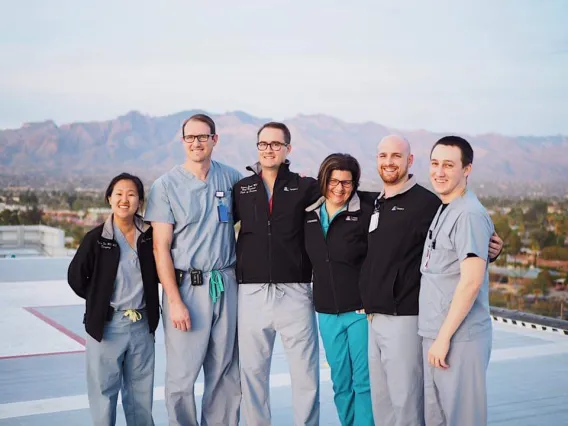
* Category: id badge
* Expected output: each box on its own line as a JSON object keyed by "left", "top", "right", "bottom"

{"left": 368, "top": 211, "right": 379, "bottom": 232}
{"left": 218, "top": 204, "right": 229, "bottom": 223}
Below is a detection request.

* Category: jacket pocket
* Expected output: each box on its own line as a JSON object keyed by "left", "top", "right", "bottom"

{"left": 391, "top": 268, "right": 399, "bottom": 307}
{"left": 238, "top": 198, "right": 258, "bottom": 234}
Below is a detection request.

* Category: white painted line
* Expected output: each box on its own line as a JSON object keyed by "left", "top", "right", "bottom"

{"left": 0, "top": 280, "right": 83, "bottom": 309}
{"left": 0, "top": 369, "right": 331, "bottom": 419}
{"left": 490, "top": 342, "right": 568, "bottom": 362}
{"left": 492, "top": 319, "right": 568, "bottom": 343}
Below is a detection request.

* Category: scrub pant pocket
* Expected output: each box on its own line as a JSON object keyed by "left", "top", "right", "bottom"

{"left": 423, "top": 331, "right": 492, "bottom": 426}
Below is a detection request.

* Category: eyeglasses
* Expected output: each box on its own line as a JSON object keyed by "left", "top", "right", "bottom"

{"left": 329, "top": 178, "right": 354, "bottom": 189}
{"left": 257, "top": 141, "right": 288, "bottom": 151}
{"left": 183, "top": 134, "right": 214, "bottom": 143}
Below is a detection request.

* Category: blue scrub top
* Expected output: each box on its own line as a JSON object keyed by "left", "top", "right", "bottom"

{"left": 110, "top": 222, "right": 145, "bottom": 310}
{"left": 145, "top": 161, "right": 243, "bottom": 272}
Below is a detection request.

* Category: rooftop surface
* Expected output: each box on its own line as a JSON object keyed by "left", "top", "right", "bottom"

{"left": 0, "top": 258, "right": 567, "bottom": 425}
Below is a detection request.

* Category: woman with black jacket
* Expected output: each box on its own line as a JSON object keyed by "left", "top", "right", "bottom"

{"left": 68, "top": 173, "right": 159, "bottom": 426}
{"left": 304, "top": 154, "right": 374, "bottom": 426}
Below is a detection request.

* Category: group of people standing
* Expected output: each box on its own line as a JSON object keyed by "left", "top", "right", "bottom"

{"left": 68, "top": 113, "right": 503, "bottom": 426}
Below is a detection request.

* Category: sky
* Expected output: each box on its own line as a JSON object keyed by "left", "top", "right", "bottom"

{"left": 1, "top": 0, "right": 567, "bottom": 136}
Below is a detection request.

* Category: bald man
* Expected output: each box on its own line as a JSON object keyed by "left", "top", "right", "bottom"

{"left": 359, "top": 135, "right": 503, "bottom": 426}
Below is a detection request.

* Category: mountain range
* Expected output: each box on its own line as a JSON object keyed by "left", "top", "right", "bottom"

{"left": 1, "top": 110, "right": 566, "bottom": 191}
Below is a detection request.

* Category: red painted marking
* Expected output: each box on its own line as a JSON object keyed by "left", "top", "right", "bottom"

{"left": 23, "top": 306, "right": 86, "bottom": 346}
{"left": 0, "top": 350, "right": 84, "bottom": 361}
{"left": 26, "top": 303, "right": 84, "bottom": 310}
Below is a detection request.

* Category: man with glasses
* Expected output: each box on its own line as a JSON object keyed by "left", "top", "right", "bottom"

{"left": 145, "top": 114, "right": 242, "bottom": 426}
{"left": 233, "top": 122, "right": 321, "bottom": 426}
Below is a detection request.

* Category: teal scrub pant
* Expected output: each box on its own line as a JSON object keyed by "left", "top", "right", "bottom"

{"left": 318, "top": 311, "right": 373, "bottom": 426}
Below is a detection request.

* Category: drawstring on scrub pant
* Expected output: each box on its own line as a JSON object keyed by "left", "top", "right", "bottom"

{"left": 123, "top": 309, "right": 142, "bottom": 322}
{"left": 210, "top": 270, "right": 225, "bottom": 304}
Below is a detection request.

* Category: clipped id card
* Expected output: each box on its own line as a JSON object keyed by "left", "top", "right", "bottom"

{"left": 368, "top": 211, "right": 380, "bottom": 232}
{"left": 218, "top": 204, "right": 229, "bottom": 223}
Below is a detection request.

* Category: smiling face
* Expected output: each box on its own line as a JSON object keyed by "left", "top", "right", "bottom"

{"left": 257, "top": 127, "right": 291, "bottom": 170}
{"left": 182, "top": 119, "right": 217, "bottom": 163}
{"left": 108, "top": 179, "right": 140, "bottom": 220}
{"left": 430, "top": 144, "right": 471, "bottom": 202}
{"left": 325, "top": 169, "right": 354, "bottom": 208}
{"left": 377, "top": 135, "right": 413, "bottom": 186}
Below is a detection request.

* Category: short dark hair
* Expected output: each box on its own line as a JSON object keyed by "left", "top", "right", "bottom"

{"left": 105, "top": 173, "right": 145, "bottom": 205}
{"left": 431, "top": 135, "right": 474, "bottom": 167}
{"left": 182, "top": 114, "right": 216, "bottom": 137}
{"left": 257, "top": 122, "right": 291, "bottom": 145}
{"left": 317, "top": 153, "right": 361, "bottom": 197}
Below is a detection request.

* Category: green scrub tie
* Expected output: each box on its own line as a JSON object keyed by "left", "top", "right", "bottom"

{"left": 210, "top": 270, "right": 224, "bottom": 304}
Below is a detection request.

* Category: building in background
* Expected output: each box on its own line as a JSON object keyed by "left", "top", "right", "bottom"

{"left": 0, "top": 225, "right": 72, "bottom": 258}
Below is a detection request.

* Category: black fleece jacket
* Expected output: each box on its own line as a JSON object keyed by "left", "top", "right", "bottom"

{"left": 67, "top": 215, "right": 160, "bottom": 342}
{"left": 233, "top": 161, "right": 320, "bottom": 284}
{"left": 304, "top": 192, "right": 375, "bottom": 313}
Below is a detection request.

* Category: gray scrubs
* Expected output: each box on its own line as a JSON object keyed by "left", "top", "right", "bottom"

{"left": 238, "top": 282, "right": 320, "bottom": 426}
{"left": 418, "top": 190, "right": 494, "bottom": 426}
{"left": 368, "top": 314, "right": 424, "bottom": 426}
{"left": 145, "top": 161, "right": 242, "bottom": 426}
{"left": 86, "top": 217, "right": 155, "bottom": 426}
{"left": 110, "top": 223, "right": 144, "bottom": 310}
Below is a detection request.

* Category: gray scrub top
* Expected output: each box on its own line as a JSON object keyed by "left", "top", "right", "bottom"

{"left": 110, "top": 222, "right": 145, "bottom": 310}
{"left": 144, "top": 161, "right": 243, "bottom": 272}
{"left": 418, "top": 190, "right": 494, "bottom": 342}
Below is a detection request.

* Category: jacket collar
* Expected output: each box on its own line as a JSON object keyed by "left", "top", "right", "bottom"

{"left": 378, "top": 174, "right": 417, "bottom": 199}
{"left": 246, "top": 160, "right": 291, "bottom": 177}
{"left": 102, "top": 213, "right": 149, "bottom": 240}
{"left": 305, "top": 192, "right": 361, "bottom": 213}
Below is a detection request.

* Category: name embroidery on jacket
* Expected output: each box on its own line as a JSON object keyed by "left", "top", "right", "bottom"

{"left": 240, "top": 183, "right": 259, "bottom": 194}
{"left": 97, "top": 240, "right": 117, "bottom": 250}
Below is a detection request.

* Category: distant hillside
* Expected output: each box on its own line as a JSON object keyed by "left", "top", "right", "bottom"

{"left": 1, "top": 110, "right": 567, "bottom": 190}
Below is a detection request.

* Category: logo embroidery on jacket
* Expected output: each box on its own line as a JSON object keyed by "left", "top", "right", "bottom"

{"left": 391, "top": 206, "right": 405, "bottom": 211}
{"left": 307, "top": 219, "right": 318, "bottom": 223}
{"left": 283, "top": 187, "right": 299, "bottom": 192}
{"left": 345, "top": 216, "right": 358, "bottom": 221}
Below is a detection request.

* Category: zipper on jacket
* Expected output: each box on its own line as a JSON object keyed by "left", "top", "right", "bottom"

{"left": 265, "top": 172, "right": 279, "bottom": 285}
{"left": 268, "top": 219, "right": 273, "bottom": 284}
{"left": 254, "top": 171, "right": 274, "bottom": 284}
{"left": 326, "top": 248, "right": 340, "bottom": 314}
{"left": 315, "top": 211, "right": 341, "bottom": 313}
{"left": 391, "top": 269, "right": 399, "bottom": 315}
{"left": 326, "top": 215, "right": 343, "bottom": 314}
